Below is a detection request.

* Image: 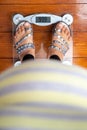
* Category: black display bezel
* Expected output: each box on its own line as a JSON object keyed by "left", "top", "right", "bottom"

{"left": 36, "top": 16, "right": 51, "bottom": 23}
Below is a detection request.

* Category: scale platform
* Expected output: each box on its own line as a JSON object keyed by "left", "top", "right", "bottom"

{"left": 13, "top": 13, "right": 73, "bottom": 66}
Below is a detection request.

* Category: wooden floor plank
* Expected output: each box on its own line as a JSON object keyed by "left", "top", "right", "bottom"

{"left": 0, "top": 32, "right": 87, "bottom": 58}
{"left": 0, "top": 33, "right": 12, "bottom": 58}
{"left": 0, "top": 4, "right": 87, "bottom": 32}
{"left": 0, "top": 0, "right": 87, "bottom": 4}
{"left": 73, "top": 58, "right": 87, "bottom": 68}
{"left": 0, "top": 59, "right": 13, "bottom": 73}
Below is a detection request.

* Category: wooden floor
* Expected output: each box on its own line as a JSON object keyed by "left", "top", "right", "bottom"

{"left": 0, "top": 0, "right": 87, "bottom": 72}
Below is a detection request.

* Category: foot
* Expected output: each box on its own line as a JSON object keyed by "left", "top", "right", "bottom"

{"left": 48, "top": 22, "right": 73, "bottom": 61}
{"left": 14, "top": 22, "right": 35, "bottom": 62}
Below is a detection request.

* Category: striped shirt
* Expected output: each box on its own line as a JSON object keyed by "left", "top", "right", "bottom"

{"left": 0, "top": 59, "right": 87, "bottom": 130}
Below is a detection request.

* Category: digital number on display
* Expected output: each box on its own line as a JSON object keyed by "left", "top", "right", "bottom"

{"left": 36, "top": 17, "right": 51, "bottom": 23}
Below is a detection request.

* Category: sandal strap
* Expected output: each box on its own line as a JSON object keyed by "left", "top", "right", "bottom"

{"left": 49, "top": 44, "right": 69, "bottom": 55}
{"left": 54, "top": 22, "right": 70, "bottom": 34}
{"left": 15, "top": 28, "right": 33, "bottom": 48}
{"left": 54, "top": 33, "right": 67, "bottom": 44}
{"left": 16, "top": 43, "right": 35, "bottom": 54}
{"left": 54, "top": 28, "right": 62, "bottom": 33}
{"left": 52, "top": 27, "right": 70, "bottom": 55}
{"left": 53, "top": 28, "right": 69, "bottom": 46}
{"left": 52, "top": 40, "right": 69, "bottom": 50}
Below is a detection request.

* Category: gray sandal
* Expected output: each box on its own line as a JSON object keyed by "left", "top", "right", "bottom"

{"left": 14, "top": 22, "right": 35, "bottom": 62}
{"left": 48, "top": 22, "right": 72, "bottom": 61}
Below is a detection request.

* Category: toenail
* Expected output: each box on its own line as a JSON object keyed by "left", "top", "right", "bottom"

{"left": 25, "top": 22, "right": 30, "bottom": 26}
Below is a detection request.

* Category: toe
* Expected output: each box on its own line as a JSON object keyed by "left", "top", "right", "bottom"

{"left": 65, "top": 27, "right": 69, "bottom": 35}
{"left": 21, "top": 25, "right": 25, "bottom": 31}
{"left": 55, "top": 22, "right": 63, "bottom": 32}
{"left": 62, "top": 25, "right": 66, "bottom": 33}
{"left": 24, "top": 22, "right": 31, "bottom": 31}
{"left": 57, "top": 22, "right": 63, "bottom": 29}
{"left": 24, "top": 22, "right": 31, "bottom": 27}
{"left": 18, "top": 25, "right": 24, "bottom": 34}
{"left": 68, "top": 35, "right": 72, "bottom": 41}
{"left": 61, "top": 25, "right": 70, "bottom": 40}
{"left": 18, "top": 26, "right": 21, "bottom": 34}
{"left": 14, "top": 24, "right": 25, "bottom": 43}
{"left": 23, "top": 22, "right": 32, "bottom": 34}
{"left": 14, "top": 28, "right": 19, "bottom": 38}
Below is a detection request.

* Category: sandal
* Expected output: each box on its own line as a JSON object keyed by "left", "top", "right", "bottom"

{"left": 14, "top": 22, "right": 35, "bottom": 62}
{"left": 48, "top": 22, "right": 72, "bottom": 61}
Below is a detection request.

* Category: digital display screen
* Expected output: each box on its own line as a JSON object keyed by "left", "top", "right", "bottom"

{"left": 36, "top": 17, "right": 51, "bottom": 23}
